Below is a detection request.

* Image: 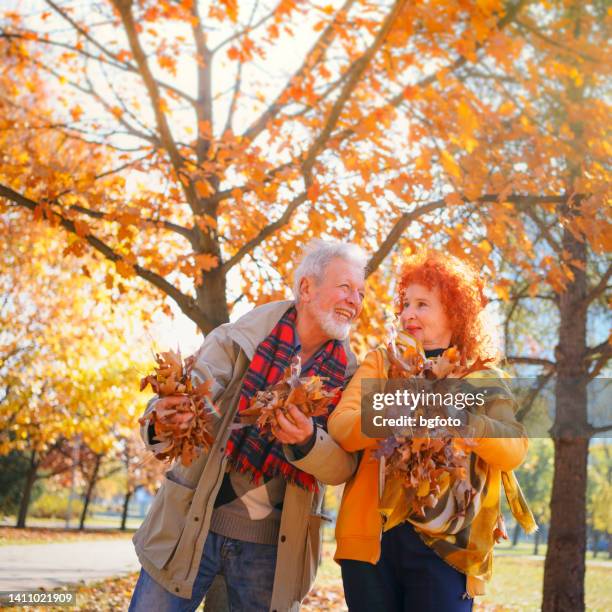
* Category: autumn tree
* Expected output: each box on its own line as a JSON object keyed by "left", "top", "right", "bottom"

{"left": 0, "top": 1, "right": 610, "bottom": 606}
{"left": 587, "top": 444, "right": 611, "bottom": 558}
{"left": 1, "top": 0, "right": 589, "bottom": 338}
{"left": 0, "top": 219, "right": 151, "bottom": 527}
{"left": 119, "top": 430, "right": 166, "bottom": 530}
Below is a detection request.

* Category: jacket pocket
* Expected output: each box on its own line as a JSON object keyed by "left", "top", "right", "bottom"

{"left": 134, "top": 476, "right": 195, "bottom": 570}
{"left": 299, "top": 514, "right": 323, "bottom": 599}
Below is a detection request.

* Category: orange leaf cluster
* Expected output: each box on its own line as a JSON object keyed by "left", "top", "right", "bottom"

{"left": 380, "top": 336, "right": 487, "bottom": 518}
{"left": 139, "top": 350, "right": 217, "bottom": 466}
{"left": 239, "top": 366, "right": 338, "bottom": 438}
{"left": 384, "top": 436, "right": 472, "bottom": 519}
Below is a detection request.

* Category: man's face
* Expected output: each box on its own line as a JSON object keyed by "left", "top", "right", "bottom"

{"left": 301, "top": 258, "right": 365, "bottom": 340}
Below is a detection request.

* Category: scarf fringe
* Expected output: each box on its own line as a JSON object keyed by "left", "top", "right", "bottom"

{"left": 502, "top": 471, "right": 538, "bottom": 534}
{"left": 225, "top": 444, "right": 318, "bottom": 492}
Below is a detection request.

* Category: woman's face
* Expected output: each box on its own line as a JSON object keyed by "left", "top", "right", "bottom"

{"left": 399, "top": 283, "right": 453, "bottom": 350}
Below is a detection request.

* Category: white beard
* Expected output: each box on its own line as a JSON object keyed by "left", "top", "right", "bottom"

{"left": 314, "top": 308, "right": 352, "bottom": 340}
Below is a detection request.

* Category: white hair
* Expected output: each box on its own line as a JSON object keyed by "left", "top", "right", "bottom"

{"left": 292, "top": 239, "right": 368, "bottom": 300}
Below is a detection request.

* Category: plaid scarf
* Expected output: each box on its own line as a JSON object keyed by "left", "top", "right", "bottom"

{"left": 224, "top": 306, "right": 348, "bottom": 491}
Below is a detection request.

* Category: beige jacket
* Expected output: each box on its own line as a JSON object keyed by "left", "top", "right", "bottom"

{"left": 133, "top": 300, "right": 358, "bottom": 611}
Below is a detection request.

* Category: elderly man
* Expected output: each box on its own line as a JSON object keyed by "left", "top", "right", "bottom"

{"left": 129, "top": 239, "right": 367, "bottom": 612}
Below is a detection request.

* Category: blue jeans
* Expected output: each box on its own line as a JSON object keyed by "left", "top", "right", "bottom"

{"left": 340, "top": 522, "right": 473, "bottom": 611}
{"left": 129, "top": 532, "right": 277, "bottom": 612}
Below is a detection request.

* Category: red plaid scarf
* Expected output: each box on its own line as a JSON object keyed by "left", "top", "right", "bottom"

{"left": 224, "top": 306, "right": 348, "bottom": 491}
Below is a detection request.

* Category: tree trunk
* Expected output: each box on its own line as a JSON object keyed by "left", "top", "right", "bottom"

{"left": 197, "top": 266, "right": 229, "bottom": 332}
{"left": 120, "top": 489, "right": 132, "bottom": 531}
{"left": 512, "top": 521, "right": 521, "bottom": 547}
{"left": 79, "top": 454, "right": 101, "bottom": 530}
{"left": 534, "top": 528, "right": 541, "bottom": 556}
{"left": 16, "top": 450, "right": 38, "bottom": 529}
{"left": 542, "top": 229, "right": 588, "bottom": 612}
{"left": 592, "top": 531, "right": 599, "bottom": 558}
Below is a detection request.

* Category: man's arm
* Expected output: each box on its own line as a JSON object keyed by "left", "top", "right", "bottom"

{"left": 272, "top": 403, "right": 358, "bottom": 485}
{"left": 283, "top": 428, "right": 359, "bottom": 486}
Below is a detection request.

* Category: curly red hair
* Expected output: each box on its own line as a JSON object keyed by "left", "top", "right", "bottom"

{"left": 397, "top": 251, "right": 495, "bottom": 362}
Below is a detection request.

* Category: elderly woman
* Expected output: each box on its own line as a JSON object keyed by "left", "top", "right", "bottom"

{"left": 328, "top": 251, "right": 535, "bottom": 612}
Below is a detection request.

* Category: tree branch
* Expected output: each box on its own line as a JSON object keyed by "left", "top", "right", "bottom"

{"left": 302, "top": 0, "right": 408, "bottom": 174}
{"left": 241, "top": 0, "right": 357, "bottom": 144}
{"left": 43, "top": 0, "right": 196, "bottom": 104}
{"left": 588, "top": 342, "right": 612, "bottom": 380}
{"left": 211, "top": 3, "right": 276, "bottom": 54}
{"left": 111, "top": 0, "right": 199, "bottom": 212}
{"left": 506, "top": 356, "right": 556, "bottom": 368}
{"left": 514, "top": 18, "right": 600, "bottom": 64}
{"left": 590, "top": 423, "right": 612, "bottom": 435}
{"left": 0, "top": 184, "right": 212, "bottom": 331}
{"left": 515, "top": 370, "right": 555, "bottom": 423}
{"left": 330, "top": 0, "right": 529, "bottom": 147}
{"left": 222, "top": 191, "right": 309, "bottom": 273}
{"left": 582, "top": 264, "right": 612, "bottom": 308}
{"left": 366, "top": 199, "right": 446, "bottom": 276}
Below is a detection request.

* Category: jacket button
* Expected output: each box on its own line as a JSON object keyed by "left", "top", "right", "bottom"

{"left": 194, "top": 516, "right": 199, "bottom": 522}
{"left": 280, "top": 535, "right": 286, "bottom": 542}
{"left": 175, "top": 588, "right": 179, "bottom": 593}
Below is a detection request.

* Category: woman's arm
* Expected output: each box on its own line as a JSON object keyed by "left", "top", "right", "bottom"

{"left": 457, "top": 396, "right": 529, "bottom": 472}
{"left": 328, "top": 349, "right": 385, "bottom": 452}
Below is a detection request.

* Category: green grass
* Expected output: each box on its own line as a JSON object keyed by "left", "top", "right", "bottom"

{"left": 315, "top": 539, "right": 611, "bottom": 611}
{"left": 479, "top": 556, "right": 611, "bottom": 611}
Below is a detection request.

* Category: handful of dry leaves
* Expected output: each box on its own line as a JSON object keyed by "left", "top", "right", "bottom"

{"left": 378, "top": 328, "right": 491, "bottom": 519}
{"left": 239, "top": 356, "right": 339, "bottom": 438}
{"left": 139, "top": 350, "right": 217, "bottom": 466}
{"left": 377, "top": 435, "right": 471, "bottom": 519}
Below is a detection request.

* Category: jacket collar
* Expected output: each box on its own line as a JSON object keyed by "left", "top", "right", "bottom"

{"left": 226, "top": 299, "right": 358, "bottom": 377}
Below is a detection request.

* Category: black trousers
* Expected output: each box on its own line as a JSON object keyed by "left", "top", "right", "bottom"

{"left": 340, "top": 523, "right": 474, "bottom": 612}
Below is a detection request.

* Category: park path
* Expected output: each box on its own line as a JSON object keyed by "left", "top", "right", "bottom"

{"left": 0, "top": 538, "right": 140, "bottom": 590}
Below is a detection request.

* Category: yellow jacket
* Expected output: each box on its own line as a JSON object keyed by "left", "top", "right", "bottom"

{"left": 328, "top": 348, "right": 529, "bottom": 597}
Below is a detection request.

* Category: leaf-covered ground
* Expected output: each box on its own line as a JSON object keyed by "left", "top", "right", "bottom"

{"left": 0, "top": 526, "right": 134, "bottom": 546}
{"left": 8, "top": 541, "right": 611, "bottom": 611}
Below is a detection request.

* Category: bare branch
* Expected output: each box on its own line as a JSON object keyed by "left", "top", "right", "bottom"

{"left": 222, "top": 58, "right": 244, "bottom": 137}
{"left": 366, "top": 199, "right": 446, "bottom": 276}
{"left": 43, "top": 0, "right": 196, "bottom": 104}
{"left": 588, "top": 342, "right": 612, "bottom": 380}
{"left": 190, "top": 1, "right": 213, "bottom": 168}
{"left": 302, "top": 0, "right": 409, "bottom": 174}
{"left": 506, "top": 356, "right": 556, "bottom": 368}
{"left": 222, "top": 191, "right": 309, "bottom": 273}
{"left": 582, "top": 264, "right": 612, "bottom": 307}
{"left": 211, "top": 3, "right": 276, "bottom": 54}
{"left": 515, "top": 370, "right": 556, "bottom": 423}
{"left": 590, "top": 423, "right": 612, "bottom": 435}
{"left": 585, "top": 339, "right": 612, "bottom": 360}
{"left": 242, "top": 0, "right": 357, "bottom": 143}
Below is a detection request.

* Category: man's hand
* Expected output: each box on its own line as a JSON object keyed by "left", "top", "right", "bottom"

{"left": 154, "top": 395, "right": 193, "bottom": 426}
{"left": 272, "top": 404, "right": 314, "bottom": 445}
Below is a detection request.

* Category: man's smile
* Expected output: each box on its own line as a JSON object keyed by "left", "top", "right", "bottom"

{"left": 335, "top": 307, "right": 356, "bottom": 321}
